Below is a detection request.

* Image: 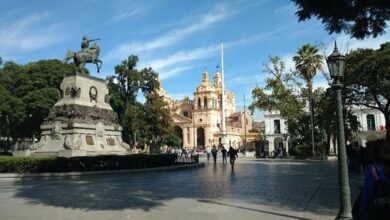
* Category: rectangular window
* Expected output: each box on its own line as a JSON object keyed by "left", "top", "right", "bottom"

{"left": 367, "top": 114, "right": 376, "bottom": 131}
{"left": 274, "top": 120, "right": 281, "bottom": 134}
{"left": 183, "top": 111, "right": 189, "bottom": 118}
{"left": 351, "top": 115, "right": 359, "bottom": 130}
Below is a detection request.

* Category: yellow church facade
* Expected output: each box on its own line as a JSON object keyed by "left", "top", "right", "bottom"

{"left": 160, "top": 69, "right": 258, "bottom": 150}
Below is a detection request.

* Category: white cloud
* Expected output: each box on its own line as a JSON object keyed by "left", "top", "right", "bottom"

{"left": 273, "top": 3, "right": 295, "bottom": 16}
{"left": 227, "top": 75, "right": 265, "bottom": 86}
{"left": 105, "top": 4, "right": 228, "bottom": 61}
{"left": 167, "top": 92, "right": 193, "bottom": 100}
{"left": 110, "top": 9, "right": 139, "bottom": 22}
{"left": 323, "top": 29, "right": 390, "bottom": 54}
{"left": 0, "top": 12, "right": 67, "bottom": 55}
{"left": 280, "top": 53, "right": 295, "bottom": 72}
{"left": 159, "top": 65, "right": 196, "bottom": 80}
{"left": 143, "top": 44, "right": 219, "bottom": 70}
{"left": 226, "top": 28, "right": 283, "bottom": 48}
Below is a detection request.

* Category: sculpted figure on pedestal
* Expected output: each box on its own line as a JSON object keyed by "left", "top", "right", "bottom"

{"left": 63, "top": 35, "right": 103, "bottom": 74}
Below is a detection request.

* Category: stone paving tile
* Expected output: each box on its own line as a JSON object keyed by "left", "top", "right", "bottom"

{"left": 0, "top": 157, "right": 362, "bottom": 220}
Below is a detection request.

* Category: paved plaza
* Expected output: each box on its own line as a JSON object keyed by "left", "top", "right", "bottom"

{"left": 0, "top": 157, "right": 362, "bottom": 220}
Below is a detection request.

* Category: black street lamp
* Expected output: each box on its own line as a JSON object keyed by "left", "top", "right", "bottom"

{"left": 326, "top": 42, "right": 352, "bottom": 219}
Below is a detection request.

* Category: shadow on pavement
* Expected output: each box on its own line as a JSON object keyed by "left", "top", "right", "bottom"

{"left": 197, "top": 199, "right": 311, "bottom": 220}
{"left": 11, "top": 160, "right": 362, "bottom": 214}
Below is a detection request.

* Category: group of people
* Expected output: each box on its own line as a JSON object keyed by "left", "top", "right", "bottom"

{"left": 163, "top": 146, "right": 198, "bottom": 162}
{"left": 205, "top": 145, "right": 238, "bottom": 168}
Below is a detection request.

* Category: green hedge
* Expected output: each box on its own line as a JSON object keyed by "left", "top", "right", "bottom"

{"left": 0, "top": 154, "right": 176, "bottom": 173}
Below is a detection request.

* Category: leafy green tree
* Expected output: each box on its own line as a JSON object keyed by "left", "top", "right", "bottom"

{"left": 250, "top": 56, "right": 316, "bottom": 155}
{"left": 344, "top": 42, "right": 390, "bottom": 140}
{"left": 122, "top": 102, "right": 146, "bottom": 146}
{"left": 163, "top": 133, "right": 182, "bottom": 148}
{"left": 143, "top": 91, "right": 174, "bottom": 152}
{"left": 250, "top": 56, "right": 305, "bottom": 119}
{"left": 0, "top": 59, "right": 73, "bottom": 148}
{"left": 21, "top": 88, "right": 60, "bottom": 138}
{"left": 0, "top": 86, "right": 26, "bottom": 149}
{"left": 108, "top": 55, "right": 174, "bottom": 148}
{"left": 250, "top": 55, "right": 356, "bottom": 156}
{"left": 293, "top": 44, "right": 324, "bottom": 156}
{"left": 23, "top": 60, "right": 74, "bottom": 89}
{"left": 291, "top": 0, "right": 390, "bottom": 39}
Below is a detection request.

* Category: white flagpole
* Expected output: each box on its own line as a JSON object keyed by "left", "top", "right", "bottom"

{"left": 221, "top": 42, "right": 227, "bottom": 148}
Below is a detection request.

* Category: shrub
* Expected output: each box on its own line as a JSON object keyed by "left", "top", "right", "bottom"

{"left": 0, "top": 154, "right": 177, "bottom": 173}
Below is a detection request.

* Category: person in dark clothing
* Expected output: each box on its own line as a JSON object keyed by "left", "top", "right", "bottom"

{"left": 227, "top": 147, "right": 238, "bottom": 168}
{"left": 211, "top": 146, "right": 218, "bottom": 163}
{"left": 221, "top": 147, "right": 227, "bottom": 164}
{"left": 356, "top": 140, "right": 390, "bottom": 220}
{"left": 360, "top": 145, "right": 369, "bottom": 171}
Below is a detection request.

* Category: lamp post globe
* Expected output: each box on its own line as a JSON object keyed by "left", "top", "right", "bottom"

{"left": 327, "top": 42, "right": 352, "bottom": 219}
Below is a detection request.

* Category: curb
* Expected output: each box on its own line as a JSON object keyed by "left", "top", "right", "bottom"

{"left": 246, "top": 158, "right": 332, "bottom": 162}
{"left": 0, "top": 162, "right": 205, "bottom": 179}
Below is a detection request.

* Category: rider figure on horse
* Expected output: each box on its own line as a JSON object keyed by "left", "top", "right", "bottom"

{"left": 81, "top": 35, "right": 100, "bottom": 55}
{"left": 63, "top": 35, "right": 103, "bottom": 73}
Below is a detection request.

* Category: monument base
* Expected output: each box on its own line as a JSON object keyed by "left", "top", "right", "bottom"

{"left": 58, "top": 149, "right": 87, "bottom": 158}
{"left": 22, "top": 74, "right": 130, "bottom": 157}
{"left": 13, "top": 150, "right": 31, "bottom": 157}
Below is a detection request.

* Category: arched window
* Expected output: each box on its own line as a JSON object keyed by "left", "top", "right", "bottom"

{"left": 204, "top": 97, "right": 207, "bottom": 109}
{"left": 198, "top": 98, "right": 201, "bottom": 109}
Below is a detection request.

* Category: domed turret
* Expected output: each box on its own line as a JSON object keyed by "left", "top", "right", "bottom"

{"left": 214, "top": 66, "right": 221, "bottom": 88}
{"left": 196, "top": 69, "right": 214, "bottom": 93}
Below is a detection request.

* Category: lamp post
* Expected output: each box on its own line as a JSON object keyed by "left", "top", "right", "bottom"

{"left": 326, "top": 42, "right": 352, "bottom": 219}
{"left": 29, "top": 114, "right": 36, "bottom": 148}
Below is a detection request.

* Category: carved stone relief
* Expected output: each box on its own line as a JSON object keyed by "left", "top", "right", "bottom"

{"left": 45, "top": 104, "right": 119, "bottom": 125}
{"left": 96, "top": 123, "right": 105, "bottom": 137}
{"left": 85, "top": 135, "right": 94, "bottom": 145}
{"left": 63, "top": 134, "right": 82, "bottom": 150}
{"left": 70, "top": 87, "right": 81, "bottom": 98}
{"left": 89, "top": 86, "right": 98, "bottom": 102}
{"left": 104, "top": 94, "right": 110, "bottom": 103}
{"left": 106, "top": 137, "right": 115, "bottom": 146}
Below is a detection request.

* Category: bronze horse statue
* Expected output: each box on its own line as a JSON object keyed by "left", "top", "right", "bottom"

{"left": 63, "top": 46, "right": 103, "bottom": 73}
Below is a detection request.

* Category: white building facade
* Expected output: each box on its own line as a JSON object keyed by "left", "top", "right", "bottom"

{"left": 263, "top": 105, "right": 386, "bottom": 156}
{"left": 350, "top": 106, "right": 386, "bottom": 146}
{"left": 263, "top": 111, "right": 289, "bottom": 155}
{"left": 159, "top": 69, "right": 258, "bottom": 149}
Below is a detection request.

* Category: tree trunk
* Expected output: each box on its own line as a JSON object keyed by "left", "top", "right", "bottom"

{"left": 5, "top": 114, "right": 11, "bottom": 149}
{"left": 308, "top": 81, "right": 315, "bottom": 156}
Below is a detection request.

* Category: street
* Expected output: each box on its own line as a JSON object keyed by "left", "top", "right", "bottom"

{"left": 0, "top": 157, "right": 362, "bottom": 220}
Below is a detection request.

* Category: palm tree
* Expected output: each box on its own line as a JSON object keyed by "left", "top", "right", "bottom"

{"left": 293, "top": 44, "right": 324, "bottom": 157}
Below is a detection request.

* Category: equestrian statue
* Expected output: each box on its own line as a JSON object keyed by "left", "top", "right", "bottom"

{"left": 63, "top": 35, "right": 103, "bottom": 74}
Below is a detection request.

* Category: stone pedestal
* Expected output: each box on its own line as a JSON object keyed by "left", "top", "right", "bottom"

{"left": 58, "top": 149, "right": 87, "bottom": 158}
{"left": 13, "top": 150, "right": 31, "bottom": 157}
{"left": 26, "top": 74, "right": 130, "bottom": 157}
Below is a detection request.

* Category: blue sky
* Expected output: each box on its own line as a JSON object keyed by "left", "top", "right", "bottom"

{"left": 1, "top": 0, "right": 389, "bottom": 120}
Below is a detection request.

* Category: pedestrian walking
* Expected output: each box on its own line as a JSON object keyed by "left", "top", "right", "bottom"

{"left": 206, "top": 146, "right": 211, "bottom": 162}
{"left": 227, "top": 147, "right": 238, "bottom": 168}
{"left": 354, "top": 140, "right": 390, "bottom": 220}
{"left": 211, "top": 145, "right": 218, "bottom": 163}
{"left": 221, "top": 147, "right": 227, "bottom": 164}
